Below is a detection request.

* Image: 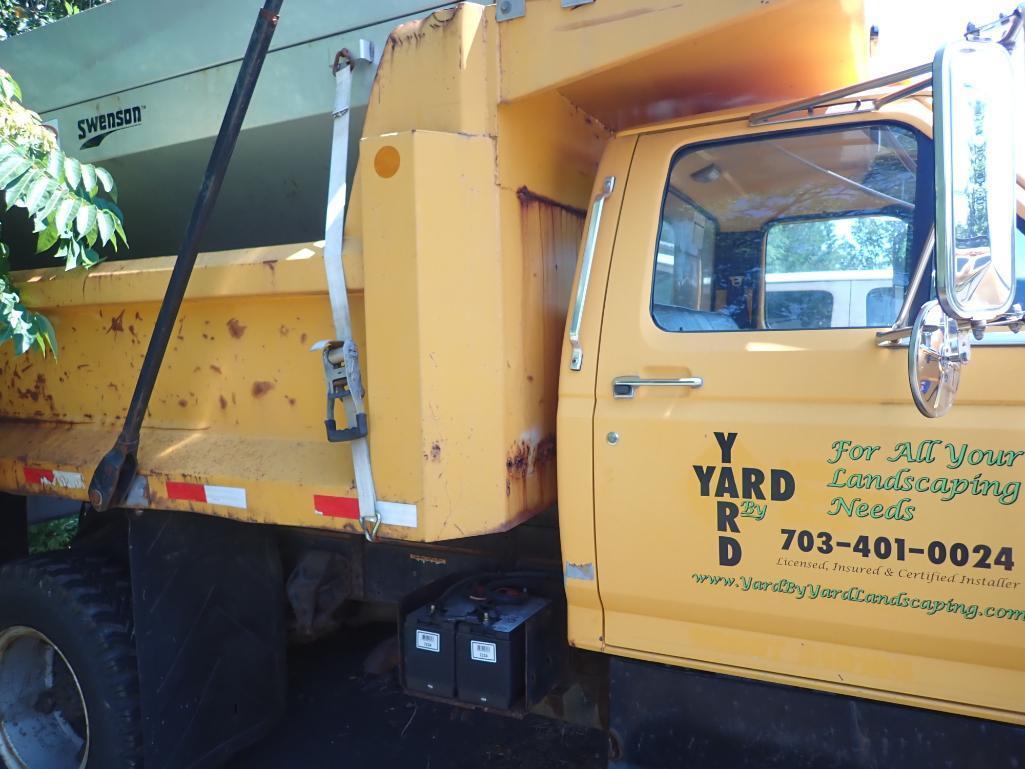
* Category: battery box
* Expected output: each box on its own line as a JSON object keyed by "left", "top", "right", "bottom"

{"left": 402, "top": 582, "right": 559, "bottom": 711}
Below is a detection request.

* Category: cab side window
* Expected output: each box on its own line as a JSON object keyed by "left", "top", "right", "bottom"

{"left": 652, "top": 124, "right": 922, "bottom": 332}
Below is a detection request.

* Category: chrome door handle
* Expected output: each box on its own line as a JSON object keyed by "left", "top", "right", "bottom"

{"left": 568, "top": 176, "right": 616, "bottom": 371}
{"left": 612, "top": 375, "right": 703, "bottom": 399}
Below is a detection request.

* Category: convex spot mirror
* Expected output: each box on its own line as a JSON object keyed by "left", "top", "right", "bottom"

{"left": 909, "top": 300, "right": 969, "bottom": 418}
{"left": 934, "top": 41, "right": 1017, "bottom": 321}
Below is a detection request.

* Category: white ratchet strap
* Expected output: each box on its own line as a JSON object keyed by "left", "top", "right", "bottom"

{"left": 318, "top": 52, "right": 380, "bottom": 541}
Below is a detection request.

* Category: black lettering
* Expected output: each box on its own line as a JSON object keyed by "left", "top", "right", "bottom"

{"left": 716, "top": 501, "right": 740, "bottom": 533}
{"left": 770, "top": 469, "right": 795, "bottom": 501}
{"left": 718, "top": 536, "right": 742, "bottom": 566}
{"left": 693, "top": 465, "right": 715, "bottom": 496}
{"left": 86, "top": 117, "right": 98, "bottom": 133}
{"left": 714, "top": 432, "right": 738, "bottom": 464}
{"left": 131, "top": 106, "right": 142, "bottom": 123}
{"left": 115, "top": 110, "right": 124, "bottom": 127}
{"left": 741, "top": 467, "right": 765, "bottom": 500}
{"left": 99, "top": 114, "right": 107, "bottom": 131}
{"left": 714, "top": 467, "right": 738, "bottom": 498}
{"left": 77, "top": 119, "right": 86, "bottom": 140}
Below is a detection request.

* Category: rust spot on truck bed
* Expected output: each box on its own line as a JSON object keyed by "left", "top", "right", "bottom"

{"left": 14, "top": 373, "right": 57, "bottom": 416}
{"left": 516, "top": 187, "right": 586, "bottom": 219}
{"left": 506, "top": 434, "right": 557, "bottom": 503}
{"left": 507, "top": 442, "right": 530, "bottom": 479}
{"left": 106, "top": 310, "right": 125, "bottom": 336}
{"left": 252, "top": 381, "right": 274, "bottom": 398}
{"left": 227, "top": 318, "right": 247, "bottom": 339}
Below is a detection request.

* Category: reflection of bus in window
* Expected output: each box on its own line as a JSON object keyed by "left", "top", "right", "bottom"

{"left": 765, "top": 269, "right": 902, "bottom": 329}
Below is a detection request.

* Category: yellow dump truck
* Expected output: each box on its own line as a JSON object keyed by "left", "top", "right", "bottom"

{"left": 0, "top": 0, "right": 1023, "bottom": 766}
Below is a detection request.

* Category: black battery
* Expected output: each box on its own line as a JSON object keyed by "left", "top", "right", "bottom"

{"left": 402, "top": 603, "right": 457, "bottom": 698}
{"left": 455, "top": 594, "right": 551, "bottom": 710}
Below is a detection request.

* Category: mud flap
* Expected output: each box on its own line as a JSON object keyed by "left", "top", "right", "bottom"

{"left": 0, "top": 494, "right": 27, "bottom": 563}
{"left": 129, "top": 510, "right": 286, "bottom": 769}
{"left": 608, "top": 657, "right": 1025, "bottom": 769}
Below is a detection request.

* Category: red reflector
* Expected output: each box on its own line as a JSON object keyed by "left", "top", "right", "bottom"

{"left": 23, "top": 468, "right": 55, "bottom": 485}
{"left": 314, "top": 494, "right": 359, "bottom": 519}
{"left": 166, "top": 481, "right": 207, "bottom": 503}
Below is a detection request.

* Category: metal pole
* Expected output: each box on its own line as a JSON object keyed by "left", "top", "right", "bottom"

{"left": 89, "top": 0, "right": 284, "bottom": 511}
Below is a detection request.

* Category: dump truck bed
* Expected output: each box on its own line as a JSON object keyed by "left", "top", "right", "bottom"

{"left": 0, "top": 0, "right": 877, "bottom": 541}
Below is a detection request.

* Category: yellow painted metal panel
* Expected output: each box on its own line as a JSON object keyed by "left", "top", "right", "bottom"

{"left": 557, "top": 135, "right": 638, "bottom": 650}
{"left": 499, "top": 0, "right": 869, "bottom": 130}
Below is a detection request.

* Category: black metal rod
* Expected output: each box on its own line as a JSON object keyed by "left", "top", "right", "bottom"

{"left": 89, "top": 0, "right": 284, "bottom": 511}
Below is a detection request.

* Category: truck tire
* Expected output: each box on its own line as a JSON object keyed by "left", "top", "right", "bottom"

{"left": 0, "top": 555, "right": 142, "bottom": 769}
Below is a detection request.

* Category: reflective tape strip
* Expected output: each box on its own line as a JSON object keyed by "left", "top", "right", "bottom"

{"left": 166, "top": 481, "right": 247, "bottom": 509}
{"left": 314, "top": 494, "right": 359, "bottom": 520}
{"left": 23, "top": 468, "right": 85, "bottom": 489}
{"left": 313, "top": 495, "right": 417, "bottom": 528}
{"left": 377, "top": 501, "right": 417, "bottom": 528}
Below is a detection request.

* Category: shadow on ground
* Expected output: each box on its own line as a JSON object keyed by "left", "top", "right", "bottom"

{"left": 225, "top": 624, "right": 607, "bottom": 769}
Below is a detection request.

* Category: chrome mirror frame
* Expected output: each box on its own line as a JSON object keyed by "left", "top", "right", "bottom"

{"left": 933, "top": 40, "right": 1018, "bottom": 322}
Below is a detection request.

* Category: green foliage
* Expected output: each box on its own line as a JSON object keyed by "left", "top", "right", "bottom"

{"left": 0, "top": 67, "right": 126, "bottom": 356}
{"left": 0, "top": 0, "right": 108, "bottom": 40}
{"left": 27, "top": 514, "right": 78, "bottom": 553}
{"left": 765, "top": 216, "right": 909, "bottom": 275}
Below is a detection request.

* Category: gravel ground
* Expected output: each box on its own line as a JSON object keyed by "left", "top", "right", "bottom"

{"left": 225, "top": 624, "right": 607, "bottom": 769}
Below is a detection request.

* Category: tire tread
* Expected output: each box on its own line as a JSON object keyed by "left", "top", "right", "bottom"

{"left": 0, "top": 553, "right": 142, "bottom": 768}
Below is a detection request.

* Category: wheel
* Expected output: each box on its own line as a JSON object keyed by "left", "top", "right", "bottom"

{"left": 0, "top": 555, "right": 142, "bottom": 769}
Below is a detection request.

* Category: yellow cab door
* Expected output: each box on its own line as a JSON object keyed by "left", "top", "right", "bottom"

{"left": 591, "top": 110, "right": 1025, "bottom": 723}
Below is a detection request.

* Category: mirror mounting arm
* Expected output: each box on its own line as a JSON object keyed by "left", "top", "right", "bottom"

{"left": 965, "top": 3, "right": 1024, "bottom": 49}
{"left": 879, "top": 306, "right": 1025, "bottom": 347}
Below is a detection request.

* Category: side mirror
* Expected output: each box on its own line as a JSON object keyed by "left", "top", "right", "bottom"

{"left": 909, "top": 300, "right": 969, "bottom": 418}
{"left": 908, "top": 36, "right": 1021, "bottom": 418}
{"left": 933, "top": 41, "right": 1017, "bottom": 321}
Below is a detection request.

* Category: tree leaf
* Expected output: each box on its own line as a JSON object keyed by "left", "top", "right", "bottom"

{"left": 96, "top": 209, "right": 114, "bottom": 246}
{"left": 93, "top": 196, "right": 123, "bottom": 220}
{"left": 64, "top": 238, "right": 81, "bottom": 270}
{"left": 15, "top": 332, "right": 32, "bottom": 356}
{"left": 46, "top": 148, "right": 65, "bottom": 184}
{"left": 55, "top": 195, "right": 80, "bottom": 235}
{"left": 36, "top": 223, "right": 60, "bottom": 254}
{"left": 24, "top": 175, "right": 52, "bottom": 215}
{"left": 35, "top": 184, "right": 63, "bottom": 221}
{"left": 80, "top": 163, "right": 97, "bottom": 196}
{"left": 75, "top": 203, "right": 96, "bottom": 238}
{"left": 0, "top": 71, "right": 21, "bottom": 103}
{"left": 32, "top": 313, "right": 58, "bottom": 358}
{"left": 63, "top": 156, "right": 82, "bottom": 191}
{"left": 112, "top": 216, "right": 127, "bottom": 249}
{"left": 5, "top": 168, "right": 39, "bottom": 209}
{"left": 95, "top": 166, "right": 116, "bottom": 201}
{"left": 82, "top": 247, "right": 102, "bottom": 267}
{"left": 0, "top": 154, "right": 30, "bottom": 187}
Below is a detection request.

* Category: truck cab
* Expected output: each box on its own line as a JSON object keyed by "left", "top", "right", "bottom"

{"left": 0, "top": 1, "right": 1023, "bottom": 768}
{"left": 561, "top": 96, "right": 1025, "bottom": 730}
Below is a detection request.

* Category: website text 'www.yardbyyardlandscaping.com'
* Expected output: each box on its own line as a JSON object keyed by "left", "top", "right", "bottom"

{"left": 691, "top": 573, "right": 1025, "bottom": 621}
